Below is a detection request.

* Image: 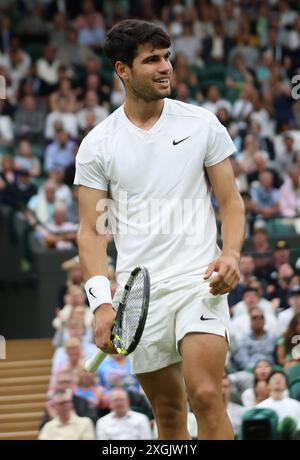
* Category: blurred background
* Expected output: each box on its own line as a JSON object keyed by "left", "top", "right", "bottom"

{"left": 1, "top": 0, "right": 300, "bottom": 441}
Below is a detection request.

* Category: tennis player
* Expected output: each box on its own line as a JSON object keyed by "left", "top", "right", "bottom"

{"left": 75, "top": 20, "right": 245, "bottom": 440}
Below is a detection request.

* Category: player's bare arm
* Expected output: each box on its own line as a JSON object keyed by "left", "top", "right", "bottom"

{"left": 204, "top": 157, "right": 246, "bottom": 295}
{"left": 77, "top": 185, "right": 116, "bottom": 353}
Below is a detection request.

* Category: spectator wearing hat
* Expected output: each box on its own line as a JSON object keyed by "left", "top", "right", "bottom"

{"left": 267, "top": 240, "right": 294, "bottom": 286}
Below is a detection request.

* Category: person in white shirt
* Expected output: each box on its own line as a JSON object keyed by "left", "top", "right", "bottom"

{"left": 257, "top": 371, "right": 300, "bottom": 429}
{"left": 45, "top": 97, "right": 78, "bottom": 140}
{"left": 96, "top": 388, "right": 152, "bottom": 440}
{"left": 230, "top": 288, "right": 277, "bottom": 341}
{"left": 75, "top": 19, "right": 245, "bottom": 440}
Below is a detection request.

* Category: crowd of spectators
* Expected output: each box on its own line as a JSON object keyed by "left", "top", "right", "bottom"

{"left": 1, "top": 0, "right": 300, "bottom": 440}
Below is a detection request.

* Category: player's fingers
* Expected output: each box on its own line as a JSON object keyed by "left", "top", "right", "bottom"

{"left": 204, "top": 261, "right": 218, "bottom": 279}
{"left": 221, "top": 270, "right": 239, "bottom": 289}
{"left": 210, "top": 284, "right": 231, "bottom": 296}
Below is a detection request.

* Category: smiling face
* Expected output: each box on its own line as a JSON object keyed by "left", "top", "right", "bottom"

{"left": 116, "top": 43, "right": 172, "bottom": 102}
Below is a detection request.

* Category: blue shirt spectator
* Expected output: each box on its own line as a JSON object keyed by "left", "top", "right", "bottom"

{"left": 44, "top": 130, "right": 75, "bottom": 172}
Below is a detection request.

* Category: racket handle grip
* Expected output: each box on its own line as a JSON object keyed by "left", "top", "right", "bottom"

{"left": 85, "top": 349, "right": 107, "bottom": 372}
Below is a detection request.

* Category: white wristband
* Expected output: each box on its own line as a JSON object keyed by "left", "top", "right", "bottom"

{"left": 84, "top": 276, "right": 112, "bottom": 313}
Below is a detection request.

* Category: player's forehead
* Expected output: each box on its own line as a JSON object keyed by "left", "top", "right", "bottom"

{"left": 135, "top": 43, "right": 170, "bottom": 60}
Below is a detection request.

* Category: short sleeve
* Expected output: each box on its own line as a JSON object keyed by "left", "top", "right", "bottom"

{"left": 204, "top": 113, "right": 236, "bottom": 167}
{"left": 74, "top": 136, "right": 108, "bottom": 191}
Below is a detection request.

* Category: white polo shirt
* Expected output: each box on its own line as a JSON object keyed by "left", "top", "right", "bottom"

{"left": 74, "top": 98, "right": 236, "bottom": 285}
{"left": 96, "top": 410, "right": 153, "bottom": 440}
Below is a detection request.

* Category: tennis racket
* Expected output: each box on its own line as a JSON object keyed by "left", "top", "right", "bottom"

{"left": 85, "top": 266, "right": 150, "bottom": 372}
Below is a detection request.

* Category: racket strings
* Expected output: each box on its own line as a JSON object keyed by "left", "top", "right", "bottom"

{"left": 121, "top": 271, "right": 145, "bottom": 350}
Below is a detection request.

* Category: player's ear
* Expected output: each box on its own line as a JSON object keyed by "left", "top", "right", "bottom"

{"left": 115, "top": 61, "right": 128, "bottom": 81}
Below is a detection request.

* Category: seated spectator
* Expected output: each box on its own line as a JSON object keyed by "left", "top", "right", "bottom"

{"left": 237, "top": 134, "right": 260, "bottom": 174}
{"left": 230, "top": 288, "right": 278, "bottom": 341}
{"left": 232, "top": 281, "right": 274, "bottom": 317}
{"left": 248, "top": 227, "right": 274, "bottom": 280}
{"left": 3, "top": 169, "right": 37, "bottom": 211}
{"left": 277, "top": 287, "right": 300, "bottom": 336}
{"left": 267, "top": 240, "right": 294, "bottom": 288}
{"left": 1, "top": 36, "right": 31, "bottom": 88}
{"left": 202, "top": 84, "right": 232, "bottom": 115}
{"left": 279, "top": 165, "right": 300, "bottom": 217}
{"left": 45, "top": 97, "right": 78, "bottom": 140}
{"left": 14, "top": 139, "right": 41, "bottom": 177}
{"left": 77, "top": 90, "right": 108, "bottom": 132}
{"left": 52, "top": 302, "right": 94, "bottom": 347}
{"left": 57, "top": 256, "right": 84, "bottom": 309}
{"left": 257, "top": 371, "right": 300, "bottom": 429}
{"left": 14, "top": 94, "right": 45, "bottom": 142}
{"left": 276, "top": 313, "right": 300, "bottom": 369}
{"left": 275, "top": 133, "right": 298, "bottom": 175}
{"left": 97, "top": 354, "right": 141, "bottom": 395}
{"left": 96, "top": 388, "right": 152, "bottom": 440}
{"left": 241, "top": 360, "right": 273, "bottom": 408}
{"left": 36, "top": 45, "right": 61, "bottom": 88}
{"left": 221, "top": 374, "right": 246, "bottom": 437}
{"left": 47, "top": 168, "right": 73, "bottom": 208}
{"left": 40, "top": 369, "right": 98, "bottom": 427}
{"left": 27, "top": 179, "right": 57, "bottom": 225}
{"left": 202, "top": 19, "right": 233, "bottom": 63}
{"left": 250, "top": 171, "right": 280, "bottom": 218}
{"left": 44, "top": 129, "right": 75, "bottom": 173}
{"left": 228, "top": 254, "right": 257, "bottom": 307}
{"left": 77, "top": 11, "right": 105, "bottom": 50}
{"left": 0, "top": 110, "right": 13, "bottom": 151}
{"left": 38, "top": 389, "right": 95, "bottom": 440}
{"left": 0, "top": 156, "right": 37, "bottom": 211}
{"left": 173, "top": 21, "right": 203, "bottom": 65}
{"left": 15, "top": 4, "right": 50, "bottom": 40}
{"left": 49, "top": 76, "right": 78, "bottom": 113}
{"left": 36, "top": 202, "right": 78, "bottom": 250}
{"left": 267, "top": 263, "right": 295, "bottom": 312}
{"left": 49, "top": 334, "right": 96, "bottom": 398}
{"left": 56, "top": 27, "right": 99, "bottom": 69}
{"left": 20, "top": 63, "right": 49, "bottom": 98}
{"left": 234, "top": 307, "right": 278, "bottom": 370}
{"left": 247, "top": 152, "right": 282, "bottom": 190}
{"left": 75, "top": 369, "right": 108, "bottom": 410}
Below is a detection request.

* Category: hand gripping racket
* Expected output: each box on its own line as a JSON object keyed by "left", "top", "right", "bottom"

{"left": 85, "top": 266, "right": 150, "bottom": 372}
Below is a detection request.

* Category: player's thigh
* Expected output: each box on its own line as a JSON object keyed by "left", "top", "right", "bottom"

{"left": 136, "top": 362, "right": 187, "bottom": 415}
{"left": 180, "top": 333, "right": 228, "bottom": 400}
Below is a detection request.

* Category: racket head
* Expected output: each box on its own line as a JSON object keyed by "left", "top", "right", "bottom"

{"left": 112, "top": 266, "right": 150, "bottom": 355}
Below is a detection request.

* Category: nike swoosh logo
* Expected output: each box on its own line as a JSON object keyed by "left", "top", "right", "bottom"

{"left": 89, "top": 287, "right": 97, "bottom": 298}
{"left": 200, "top": 314, "right": 216, "bottom": 321}
{"left": 173, "top": 136, "right": 191, "bottom": 145}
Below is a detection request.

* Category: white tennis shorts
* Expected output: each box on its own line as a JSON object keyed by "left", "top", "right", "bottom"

{"left": 113, "top": 274, "right": 230, "bottom": 375}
